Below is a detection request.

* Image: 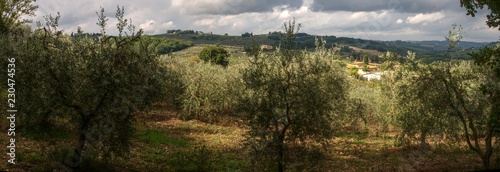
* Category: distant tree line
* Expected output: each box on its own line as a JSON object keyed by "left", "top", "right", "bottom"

{"left": 167, "top": 29, "right": 210, "bottom": 35}
{"left": 143, "top": 35, "right": 193, "bottom": 54}
{"left": 241, "top": 32, "right": 253, "bottom": 37}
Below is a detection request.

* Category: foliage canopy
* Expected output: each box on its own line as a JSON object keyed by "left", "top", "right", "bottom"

{"left": 460, "top": 0, "right": 500, "bottom": 30}
{"left": 198, "top": 45, "right": 230, "bottom": 67}
{"left": 0, "top": 0, "right": 38, "bottom": 33}
{"left": 7, "top": 6, "right": 167, "bottom": 169}
{"left": 240, "top": 19, "right": 348, "bottom": 172}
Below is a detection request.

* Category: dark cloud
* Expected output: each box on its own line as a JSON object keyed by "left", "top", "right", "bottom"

{"left": 29, "top": 0, "right": 498, "bottom": 42}
{"left": 311, "top": 0, "right": 459, "bottom": 13}
{"left": 33, "top": 0, "right": 175, "bottom": 34}
{"left": 172, "top": 0, "right": 303, "bottom": 15}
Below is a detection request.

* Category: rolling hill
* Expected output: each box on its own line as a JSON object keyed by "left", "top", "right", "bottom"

{"left": 151, "top": 31, "right": 494, "bottom": 62}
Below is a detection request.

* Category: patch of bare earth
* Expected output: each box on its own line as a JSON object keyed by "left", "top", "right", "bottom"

{"left": 0, "top": 104, "right": 492, "bottom": 171}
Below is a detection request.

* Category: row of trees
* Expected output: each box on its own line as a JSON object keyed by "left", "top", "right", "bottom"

{"left": 143, "top": 35, "right": 193, "bottom": 54}
{"left": 187, "top": 21, "right": 500, "bottom": 170}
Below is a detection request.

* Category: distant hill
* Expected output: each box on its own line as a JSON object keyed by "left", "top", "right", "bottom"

{"left": 152, "top": 31, "right": 495, "bottom": 63}
{"left": 348, "top": 46, "right": 383, "bottom": 56}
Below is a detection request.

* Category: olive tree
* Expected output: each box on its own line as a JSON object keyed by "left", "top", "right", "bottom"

{"left": 437, "top": 60, "right": 496, "bottom": 169}
{"left": 0, "top": 0, "right": 37, "bottom": 33}
{"left": 198, "top": 45, "right": 229, "bottom": 67}
{"left": 393, "top": 25, "right": 499, "bottom": 169}
{"left": 469, "top": 43, "right": 500, "bottom": 135}
{"left": 1, "top": 0, "right": 37, "bottom": 96}
{"left": 15, "top": 6, "right": 166, "bottom": 169}
{"left": 239, "top": 19, "right": 348, "bottom": 172}
{"left": 439, "top": 26, "right": 499, "bottom": 169}
{"left": 460, "top": 0, "right": 500, "bottom": 167}
{"left": 394, "top": 52, "right": 460, "bottom": 148}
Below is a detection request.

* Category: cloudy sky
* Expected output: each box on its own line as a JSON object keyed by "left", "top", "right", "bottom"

{"left": 30, "top": 0, "right": 499, "bottom": 42}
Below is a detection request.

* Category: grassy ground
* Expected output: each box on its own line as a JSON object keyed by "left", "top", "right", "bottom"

{"left": 0, "top": 104, "right": 490, "bottom": 171}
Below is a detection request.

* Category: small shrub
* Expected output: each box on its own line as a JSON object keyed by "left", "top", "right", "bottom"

{"left": 187, "top": 55, "right": 201, "bottom": 63}
{"left": 199, "top": 46, "right": 229, "bottom": 67}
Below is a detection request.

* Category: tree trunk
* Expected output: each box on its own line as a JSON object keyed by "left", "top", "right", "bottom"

{"left": 482, "top": 128, "right": 493, "bottom": 170}
{"left": 482, "top": 155, "right": 490, "bottom": 170}
{"left": 65, "top": 118, "right": 90, "bottom": 170}
{"left": 277, "top": 123, "right": 289, "bottom": 172}
{"left": 420, "top": 130, "right": 428, "bottom": 150}
{"left": 278, "top": 140, "right": 284, "bottom": 172}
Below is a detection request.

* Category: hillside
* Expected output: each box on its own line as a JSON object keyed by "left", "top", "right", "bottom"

{"left": 348, "top": 46, "right": 383, "bottom": 56}
{"left": 153, "top": 32, "right": 493, "bottom": 62}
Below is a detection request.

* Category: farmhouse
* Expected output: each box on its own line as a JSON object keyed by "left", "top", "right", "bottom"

{"left": 361, "top": 72, "right": 382, "bottom": 81}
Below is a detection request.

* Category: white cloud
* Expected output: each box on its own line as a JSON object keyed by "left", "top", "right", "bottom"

{"left": 311, "top": 0, "right": 459, "bottom": 13}
{"left": 139, "top": 20, "right": 156, "bottom": 32}
{"left": 406, "top": 12, "right": 444, "bottom": 25}
{"left": 171, "top": 0, "right": 302, "bottom": 15}
{"left": 279, "top": 10, "right": 290, "bottom": 19}
{"left": 137, "top": 20, "right": 176, "bottom": 34}
{"left": 160, "top": 21, "right": 176, "bottom": 29}
{"left": 28, "top": 0, "right": 498, "bottom": 42}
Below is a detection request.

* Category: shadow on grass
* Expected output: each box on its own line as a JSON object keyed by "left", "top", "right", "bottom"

{"left": 325, "top": 136, "right": 482, "bottom": 172}
{"left": 128, "top": 115, "right": 248, "bottom": 171}
{"left": 137, "top": 129, "right": 191, "bottom": 147}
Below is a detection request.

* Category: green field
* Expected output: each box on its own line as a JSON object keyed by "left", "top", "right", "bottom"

{"left": 0, "top": 104, "right": 484, "bottom": 171}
